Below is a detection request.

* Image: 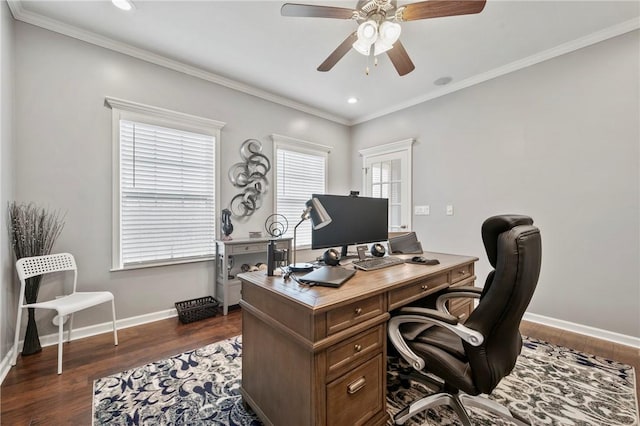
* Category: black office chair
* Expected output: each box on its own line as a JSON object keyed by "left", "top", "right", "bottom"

{"left": 388, "top": 214, "right": 541, "bottom": 425}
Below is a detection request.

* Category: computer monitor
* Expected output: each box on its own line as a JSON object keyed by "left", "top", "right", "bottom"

{"left": 311, "top": 194, "right": 388, "bottom": 257}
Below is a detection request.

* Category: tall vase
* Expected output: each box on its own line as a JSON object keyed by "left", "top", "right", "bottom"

{"left": 21, "top": 275, "right": 42, "bottom": 355}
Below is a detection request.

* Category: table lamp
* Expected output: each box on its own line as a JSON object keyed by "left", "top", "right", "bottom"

{"left": 290, "top": 197, "right": 332, "bottom": 272}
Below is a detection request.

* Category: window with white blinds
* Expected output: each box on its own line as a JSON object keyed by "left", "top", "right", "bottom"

{"left": 274, "top": 137, "right": 329, "bottom": 248}
{"left": 107, "top": 97, "right": 225, "bottom": 269}
{"left": 119, "top": 120, "right": 215, "bottom": 265}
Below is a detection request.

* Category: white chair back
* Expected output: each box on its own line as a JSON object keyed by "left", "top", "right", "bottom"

{"left": 16, "top": 252, "right": 77, "bottom": 282}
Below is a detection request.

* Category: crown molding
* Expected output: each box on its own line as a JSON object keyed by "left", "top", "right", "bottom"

{"left": 7, "top": 1, "right": 350, "bottom": 126}
{"left": 7, "top": 1, "right": 639, "bottom": 127}
{"left": 352, "top": 17, "right": 640, "bottom": 125}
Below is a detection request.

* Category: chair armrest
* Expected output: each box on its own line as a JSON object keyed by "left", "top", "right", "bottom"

{"left": 436, "top": 286, "right": 481, "bottom": 314}
{"left": 440, "top": 286, "right": 482, "bottom": 295}
{"left": 399, "top": 306, "right": 458, "bottom": 324}
{"left": 388, "top": 307, "right": 485, "bottom": 371}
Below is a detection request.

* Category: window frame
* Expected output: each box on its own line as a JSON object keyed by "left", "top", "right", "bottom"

{"left": 271, "top": 134, "right": 331, "bottom": 249}
{"left": 106, "top": 97, "right": 225, "bottom": 271}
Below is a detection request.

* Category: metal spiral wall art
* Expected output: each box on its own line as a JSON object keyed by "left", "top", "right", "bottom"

{"left": 228, "top": 139, "right": 271, "bottom": 218}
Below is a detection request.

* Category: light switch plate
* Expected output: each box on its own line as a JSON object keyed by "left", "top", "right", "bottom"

{"left": 446, "top": 205, "right": 454, "bottom": 216}
{"left": 414, "top": 205, "right": 430, "bottom": 215}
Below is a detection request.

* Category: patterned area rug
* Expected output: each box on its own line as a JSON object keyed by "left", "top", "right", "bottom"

{"left": 93, "top": 336, "right": 638, "bottom": 426}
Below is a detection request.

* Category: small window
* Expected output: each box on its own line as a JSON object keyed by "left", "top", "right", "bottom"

{"left": 272, "top": 134, "right": 330, "bottom": 248}
{"left": 360, "top": 139, "right": 414, "bottom": 232}
{"left": 107, "top": 97, "right": 225, "bottom": 269}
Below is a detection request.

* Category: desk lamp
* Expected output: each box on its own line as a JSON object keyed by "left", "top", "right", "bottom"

{"left": 290, "top": 198, "right": 332, "bottom": 272}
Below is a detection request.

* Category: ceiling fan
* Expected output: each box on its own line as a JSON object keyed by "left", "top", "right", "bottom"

{"left": 281, "top": 0, "right": 486, "bottom": 76}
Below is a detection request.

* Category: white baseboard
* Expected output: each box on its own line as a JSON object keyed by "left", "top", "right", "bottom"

{"left": 36, "top": 308, "right": 178, "bottom": 348}
{"left": 523, "top": 312, "right": 640, "bottom": 349}
{"left": 0, "top": 349, "right": 14, "bottom": 386}
{"left": 0, "top": 308, "right": 178, "bottom": 385}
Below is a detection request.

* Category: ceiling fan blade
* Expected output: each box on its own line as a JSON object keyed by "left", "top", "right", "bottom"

{"left": 318, "top": 32, "right": 358, "bottom": 72}
{"left": 281, "top": 3, "right": 356, "bottom": 19}
{"left": 401, "top": 0, "right": 486, "bottom": 21}
{"left": 386, "top": 41, "right": 415, "bottom": 76}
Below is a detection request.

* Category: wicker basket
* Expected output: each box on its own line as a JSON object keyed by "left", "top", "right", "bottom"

{"left": 175, "top": 296, "right": 219, "bottom": 324}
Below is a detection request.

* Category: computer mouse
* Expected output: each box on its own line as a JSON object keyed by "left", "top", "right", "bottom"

{"left": 411, "top": 256, "right": 439, "bottom": 265}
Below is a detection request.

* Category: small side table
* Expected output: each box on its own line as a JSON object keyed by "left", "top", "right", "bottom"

{"left": 214, "top": 237, "right": 292, "bottom": 315}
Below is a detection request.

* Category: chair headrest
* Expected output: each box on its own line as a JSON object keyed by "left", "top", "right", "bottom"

{"left": 482, "top": 215, "right": 534, "bottom": 267}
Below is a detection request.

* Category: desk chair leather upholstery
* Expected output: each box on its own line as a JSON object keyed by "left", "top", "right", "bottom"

{"left": 388, "top": 215, "right": 541, "bottom": 425}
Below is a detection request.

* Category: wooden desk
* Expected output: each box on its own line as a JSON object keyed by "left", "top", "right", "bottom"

{"left": 238, "top": 251, "right": 478, "bottom": 426}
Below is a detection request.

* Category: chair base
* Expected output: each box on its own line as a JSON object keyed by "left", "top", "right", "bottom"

{"left": 394, "top": 391, "right": 530, "bottom": 426}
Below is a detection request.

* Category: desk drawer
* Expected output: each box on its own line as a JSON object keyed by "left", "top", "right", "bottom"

{"left": 389, "top": 273, "right": 449, "bottom": 311}
{"left": 326, "top": 354, "right": 383, "bottom": 426}
{"left": 451, "top": 263, "right": 472, "bottom": 283}
{"left": 448, "top": 299, "right": 472, "bottom": 323}
{"left": 326, "top": 325, "right": 384, "bottom": 380}
{"left": 229, "top": 242, "right": 266, "bottom": 254}
{"left": 327, "top": 295, "right": 384, "bottom": 336}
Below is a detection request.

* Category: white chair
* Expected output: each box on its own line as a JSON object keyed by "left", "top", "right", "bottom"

{"left": 12, "top": 253, "right": 118, "bottom": 374}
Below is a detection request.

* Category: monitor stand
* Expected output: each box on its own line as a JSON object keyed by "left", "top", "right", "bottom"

{"left": 340, "top": 245, "right": 359, "bottom": 260}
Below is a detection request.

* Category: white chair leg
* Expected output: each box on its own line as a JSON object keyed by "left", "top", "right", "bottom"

{"left": 67, "top": 312, "right": 74, "bottom": 342}
{"left": 12, "top": 308, "right": 23, "bottom": 366}
{"left": 57, "top": 319, "right": 64, "bottom": 374}
{"left": 111, "top": 299, "right": 118, "bottom": 346}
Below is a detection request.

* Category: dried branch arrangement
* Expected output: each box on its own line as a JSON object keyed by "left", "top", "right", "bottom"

{"left": 7, "top": 201, "right": 66, "bottom": 355}
{"left": 7, "top": 202, "right": 65, "bottom": 260}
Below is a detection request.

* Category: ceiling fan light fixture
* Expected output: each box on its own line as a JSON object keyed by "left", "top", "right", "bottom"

{"left": 378, "top": 21, "right": 401, "bottom": 45}
{"left": 353, "top": 20, "right": 378, "bottom": 56}
{"left": 373, "top": 39, "right": 392, "bottom": 56}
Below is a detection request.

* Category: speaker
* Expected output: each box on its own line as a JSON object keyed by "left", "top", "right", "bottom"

{"left": 323, "top": 248, "right": 341, "bottom": 266}
{"left": 370, "top": 243, "right": 386, "bottom": 257}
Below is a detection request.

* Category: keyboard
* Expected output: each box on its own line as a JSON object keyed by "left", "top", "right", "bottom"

{"left": 352, "top": 256, "right": 405, "bottom": 271}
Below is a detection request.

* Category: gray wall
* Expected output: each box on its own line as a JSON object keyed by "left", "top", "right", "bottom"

{"left": 1, "top": 1, "right": 16, "bottom": 365}
{"left": 351, "top": 31, "right": 640, "bottom": 338}
{"left": 10, "top": 22, "right": 351, "bottom": 340}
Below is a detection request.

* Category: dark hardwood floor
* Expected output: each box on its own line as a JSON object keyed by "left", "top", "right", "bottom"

{"left": 1, "top": 311, "right": 637, "bottom": 425}
{"left": 1, "top": 309, "right": 242, "bottom": 425}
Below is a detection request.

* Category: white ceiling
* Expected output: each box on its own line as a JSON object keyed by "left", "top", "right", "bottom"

{"left": 9, "top": 0, "right": 640, "bottom": 124}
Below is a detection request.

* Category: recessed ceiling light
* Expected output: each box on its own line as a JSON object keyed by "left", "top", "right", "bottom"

{"left": 112, "top": 0, "right": 134, "bottom": 11}
{"left": 347, "top": 97, "right": 359, "bottom": 104}
{"left": 434, "top": 76, "right": 452, "bottom": 86}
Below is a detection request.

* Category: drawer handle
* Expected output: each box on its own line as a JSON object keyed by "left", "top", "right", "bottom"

{"left": 354, "top": 307, "right": 362, "bottom": 315}
{"left": 458, "top": 270, "right": 466, "bottom": 275}
{"left": 347, "top": 377, "right": 366, "bottom": 394}
{"left": 420, "top": 285, "right": 428, "bottom": 291}
{"left": 354, "top": 344, "right": 362, "bottom": 353}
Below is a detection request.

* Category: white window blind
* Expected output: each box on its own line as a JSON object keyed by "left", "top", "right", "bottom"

{"left": 119, "top": 120, "right": 216, "bottom": 266}
{"left": 276, "top": 148, "right": 326, "bottom": 248}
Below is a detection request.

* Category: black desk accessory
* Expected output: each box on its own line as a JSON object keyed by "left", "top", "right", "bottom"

{"left": 298, "top": 266, "right": 356, "bottom": 287}
{"left": 266, "top": 239, "right": 289, "bottom": 276}
{"left": 405, "top": 256, "right": 440, "bottom": 265}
